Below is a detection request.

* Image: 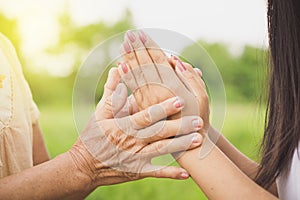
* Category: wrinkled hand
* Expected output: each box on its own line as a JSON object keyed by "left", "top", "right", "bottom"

{"left": 118, "top": 30, "right": 211, "bottom": 158}
{"left": 119, "top": 30, "right": 209, "bottom": 134}
{"left": 68, "top": 68, "right": 203, "bottom": 188}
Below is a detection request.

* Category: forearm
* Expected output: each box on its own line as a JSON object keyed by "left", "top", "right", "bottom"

{"left": 0, "top": 152, "right": 93, "bottom": 200}
{"left": 32, "top": 123, "right": 50, "bottom": 165}
{"left": 176, "top": 144, "right": 277, "bottom": 199}
{"left": 210, "top": 127, "right": 259, "bottom": 179}
{"left": 210, "top": 127, "right": 278, "bottom": 195}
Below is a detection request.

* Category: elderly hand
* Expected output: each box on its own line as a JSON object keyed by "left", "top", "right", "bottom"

{"left": 68, "top": 67, "right": 204, "bottom": 188}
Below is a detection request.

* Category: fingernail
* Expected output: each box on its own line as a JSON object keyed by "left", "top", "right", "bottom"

{"left": 175, "top": 59, "right": 187, "bottom": 72}
{"left": 123, "top": 41, "right": 131, "bottom": 53}
{"left": 121, "top": 63, "right": 128, "bottom": 74}
{"left": 126, "top": 30, "right": 136, "bottom": 42}
{"left": 192, "top": 118, "right": 202, "bottom": 130}
{"left": 173, "top": 97, "right": 184, "bottom": 108}
{"left": 138, "top": 30, "right": 147, "bottom": 43}
{"left": 180, "top": 172, "right": 189, "bottom": 179}
{"left": 195, "top": 68, "right": 202, "bottom": 77}
{"left": 192, "top": 134, "right": 202, "bottom": 143}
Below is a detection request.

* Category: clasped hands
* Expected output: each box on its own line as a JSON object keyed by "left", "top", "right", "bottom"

{"left": 69, "top": 30, "right": 210, "bottom": 188}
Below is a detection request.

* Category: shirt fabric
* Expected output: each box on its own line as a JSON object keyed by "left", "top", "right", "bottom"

{"left": 277, "top": 145, "right": 300, "bottom": 200}
{"left": 0, "top": 33, "right": 39, "bottom": 178}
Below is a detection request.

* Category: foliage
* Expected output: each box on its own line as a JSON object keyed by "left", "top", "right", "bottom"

{"left": 183, "top": 41, "right": 268, "bottom": 102}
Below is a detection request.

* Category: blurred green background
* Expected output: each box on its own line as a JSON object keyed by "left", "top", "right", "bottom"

{"left": 1, "top": 6, "right": 267, "bottom": 200}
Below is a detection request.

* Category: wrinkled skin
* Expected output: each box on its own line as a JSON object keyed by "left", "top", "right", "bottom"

{"left": 69, "top": 67, "right": 204, "bottom": 187}
{"left": 119, "top": 30, "right": 210, "bottom": 136}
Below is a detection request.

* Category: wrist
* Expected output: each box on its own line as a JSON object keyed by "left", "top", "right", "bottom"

{"left": 208, "top": 126, "right": 221, "bottom": 143}
{"left": 69, "top": 139, "right": 136, "bottom": 188}
{"left": 67, "top": 140, "right": 101, "bottom": 191}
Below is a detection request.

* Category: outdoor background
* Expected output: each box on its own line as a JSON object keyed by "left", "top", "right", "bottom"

{"left": 0, "top": 0, "right": 268, "bottom": 199}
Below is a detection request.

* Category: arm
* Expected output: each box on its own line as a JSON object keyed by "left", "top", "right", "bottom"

{"left": 0, "top": 152, "right": 93, "bottom": 200}
{"left": 0, "top": 68, "right": 200, "bottom": 199}
{"left": 119, "top": 30, "right": 277, "bottom": 199}
{"left": 32, "top": 122, "right": 50, "bottom": 165}
{"left": 177, "top": 145, "right": 276, "bottom": 199}
{"left": 210, "top": 127, "right": 278, "bottom": 195}
{"left": 172, "top": 58, "right": 277, "bottom": 199}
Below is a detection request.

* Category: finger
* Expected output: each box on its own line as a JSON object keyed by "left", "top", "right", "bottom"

{"left": 138, "top": 116, "right": 203, "bottom": 142}
{"left": 172, "top": 56, "right": 206, "bottom": 92}
{"left": 172, "top": 56, "right": 198, "bottom": 76}
{"left": 96, "top": 83, "right": 127, "bottom": 120}
{"left": 168, "top": 56, "right": 205, "bottom": 90}
{"left": 111, "top": 83, "right": 129, "bottom": 118}
{"left": 194, "top": 68, "right": 203, "bottom": 77}
{"left": 118, "top": 62, "right": 148, "bottom": 110}
{"left": 137, "top": 30, "right": 170, "bottom": 66}
{"left": 168, "top": 55, "right": 177, "bottom": 68}
{"left": 129, "top": 96, "right": 184, "bottom": 129}
{"left": 141, "top": 165, "right": 190, "bottom": 180}
{"left": 125, "top": 31, "right": 162, "bottom": 83}
{"left": 169, "top": 56, "right": 204, "bottom": 84}
{"left": 125, "top": 30, "right": 152, "bottom": 66}
{"left": 113, "top": 94, "right": 139, "bottom": 118}
{"left": 175, "top": 65, "right": 207, "bottom": 98}
{"left": 118, "top": 62, "right": 139, "bottom": 92}
{"left": 102, "top": 67, "right": 121, "bottom": 99}
{"left": 167, "top": 56, "right": 195, "bottom": 93}
{"left": 173, "top": 56, "right": 206, "bottom": 89}
{"left": 121, "top": 34, "right": 151, "bottom": 87}
{"left": 145, "top": 133, "right": 203, "bottom": 157}
{"left": 169, "top": 56, "right": 198, "bottom": 77}
{"left": 128, "top": 94, "right": 139, "bottom": 115}
{"left": 95, "top": 68, "right": 122, "bottom": 119}
{"left": 120, "top": 41, "right": 139, "bottom": 70}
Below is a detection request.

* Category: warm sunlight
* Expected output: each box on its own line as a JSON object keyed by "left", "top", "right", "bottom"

{"left": 0, "top": 0, "right": 267, "bottom": 76}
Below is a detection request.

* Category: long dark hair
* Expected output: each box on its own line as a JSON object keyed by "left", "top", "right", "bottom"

{"left": 256, "top": 0, "right": 300, "bottom": 188}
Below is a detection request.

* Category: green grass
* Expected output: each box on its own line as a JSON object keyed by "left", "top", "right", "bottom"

{"left": 39, "top": 103, "right": 265, "bottom": 200}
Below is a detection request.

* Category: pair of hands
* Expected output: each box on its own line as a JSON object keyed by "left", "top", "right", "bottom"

{"left": 69, "top": 30, "right": 210, "bottom": 188}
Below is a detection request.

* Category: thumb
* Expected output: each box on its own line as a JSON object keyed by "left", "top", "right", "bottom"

{"left": 96, "top": 82, "right": 128, "bottom": 120}
{"left": 95, "top": 67, "right": 123, "bottom": 120}
{"left": 111, "top": 83, "right": 128, "bottom": 118}
{"left": 102, "top": 67, "right": 121, "bottom": 99}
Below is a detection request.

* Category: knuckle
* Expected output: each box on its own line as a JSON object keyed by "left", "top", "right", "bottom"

{"left": 154, "top": 169, "right": 162, "bottom": 178}
{"left": 149, "top": 104, "right": 166, "bottom": 121}
{"left": 138, "top": 56, "right": 150, "bottom": 65}
{"left": 131, "top": 109, "right": 153, "bottom": 129}
{"left": 184, "top": 71, "right": 195, "bottom": 79}
{"left": 126, "top": 52, "right": 136, "bottom": 61}
{"left": 142, "top": 110, "right": 152, "bottom": 124}
{"left": 183, "top": 62, "right": 192, "bottom": 69}
{"left": 156, "top": 121, "right": 170, "bottom": 139}
{"left": 151, "top": 52, "right": 167, "bottom": 64}
{"left": 154, "top": 141, "right": 166, "bottom": 154}
{"left": 133, "top": 41, "right": 144, "bottom": 50}
{"left": 152, "top": 121, "right": 166, "bottom": 138}
{"left": 129, "top": 116, "right": 141, "bottom": 130}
